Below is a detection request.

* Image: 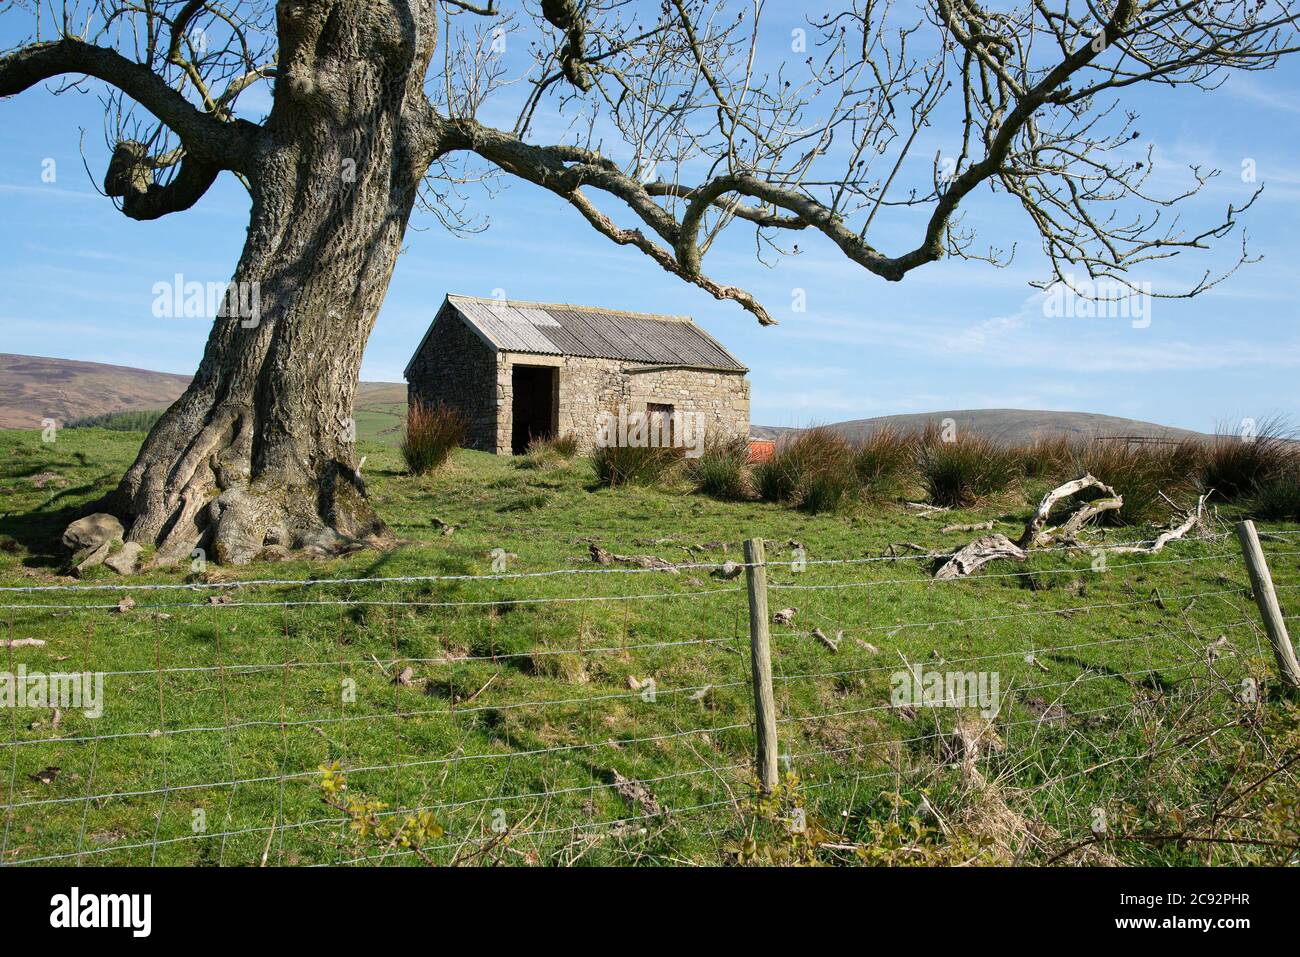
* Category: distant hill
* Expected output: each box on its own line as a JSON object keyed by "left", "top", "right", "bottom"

{"left": 0, "top": 354, "right": 191, "bottom": 429}
{"left": 751, "top": 409, "right": 1209, "bottom": 445}
{"left": 3, "top": 355, "right": 1208, "bottom": 449}
{"left": 0, "top": 354, "right": 407, "bottom": 436}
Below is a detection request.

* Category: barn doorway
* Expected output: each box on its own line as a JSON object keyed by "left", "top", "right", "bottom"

{"left": 647, "top": 402, "right": 675, "bottom": 448}
{"left": 511, "top": 365, "right": 558, "bottom": 454}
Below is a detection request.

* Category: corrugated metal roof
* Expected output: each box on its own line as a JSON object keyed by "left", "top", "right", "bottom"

{"left": 406, "top": 295, "right": 747, "bottom": 375}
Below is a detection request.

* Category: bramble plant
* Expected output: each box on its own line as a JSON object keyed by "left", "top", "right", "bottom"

{"left": 730, "top": 773, "right": 838, "bottom": 866}
{"left": 319, "top": 762, "right": 445, "bottom": 860}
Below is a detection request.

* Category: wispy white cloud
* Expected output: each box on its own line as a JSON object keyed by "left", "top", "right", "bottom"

{"left": 1225, "top": 74, "right": 1300, "bottom": 114}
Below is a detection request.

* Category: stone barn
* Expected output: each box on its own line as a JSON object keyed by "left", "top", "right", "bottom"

{"left": 404, "top": 294, "right": 750, "bottom": 455}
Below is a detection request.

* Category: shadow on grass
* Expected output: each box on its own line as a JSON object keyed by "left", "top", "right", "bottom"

{"left": 0, "top": 478, "right": 113, "bottom": 569}
{"left": 1043, "top": 652, "right": 1176, "bottom": 693}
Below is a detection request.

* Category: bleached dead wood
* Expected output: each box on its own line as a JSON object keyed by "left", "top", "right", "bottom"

{"left": 885, "top": 542, "right": 934, "bottom": 558}
{"left": 937, "top": 479, "right": 1208, "bottom": 579}
{"left": 588, "top": 544, "right": 679, "bottom": 572}
{"left": 1018, "top": 474, "right": 1122, "bottom": 549}
{"left": 933, "top": 534, "right": 1028, "bottom": 580}
{"left": 937, "top": 473, "right": 1118, "bottom": 578}
{"left": 812, "top": 627, "right": 840, "bottom": 652}
{"left": 1105, "top": 494, "right": 1210, "bottom": 554}
{"left": 940, "top": 521, "right": 995, "bottom": 534}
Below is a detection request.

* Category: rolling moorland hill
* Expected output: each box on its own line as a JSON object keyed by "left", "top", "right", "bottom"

{"left": 2, "top": 354, "right": 1208, "bottom": 446}
{"left": 750, "top": 409, "right": 1208, "bottom": 444}
{"left": 0, "top": 353, "right": 408, "bottom": 437}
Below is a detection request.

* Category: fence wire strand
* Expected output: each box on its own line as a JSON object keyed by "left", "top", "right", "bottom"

{"left": 0, "top": 522, "right": 1291, "bottom": 867}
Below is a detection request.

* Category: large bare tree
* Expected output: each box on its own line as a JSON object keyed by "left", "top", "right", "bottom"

{"left": 1, "top": 0, "right": 1294, "bottom": 563}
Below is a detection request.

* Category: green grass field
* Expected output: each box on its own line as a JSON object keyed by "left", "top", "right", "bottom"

{"left": 0, "top": 426, "right": 1297, "bottom": 866}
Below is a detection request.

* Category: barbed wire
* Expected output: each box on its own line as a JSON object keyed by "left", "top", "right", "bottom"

{"left": 776, "top": 586, "right": 1259, "bottom": 638}
{"left": 0, "top": 584, "right": 746, "bottom": 611}
{"left": 0, "top": 642, "right": 1238, "bottom": 817}
{"left": 0, "top": 619, "right": 1260, "bottom": 751}
{"left": 0, "top": 522, "right": 1283, "bottom": 868}
{"left": 324, "top": 688, "right": 1231, "bottom": 868}
{"left": 767, "top": 550, "right": 1250, "bottom": 592}
{"left": 0, "top": 529, "right": 1240, "bottom": 595}
{"left": 6, "top": 760, "right": 754, "bottom": 866}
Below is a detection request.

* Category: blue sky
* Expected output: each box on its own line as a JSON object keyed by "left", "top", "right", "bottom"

{"left": 2, "top": 6, "right": 1298, "bottom": 432}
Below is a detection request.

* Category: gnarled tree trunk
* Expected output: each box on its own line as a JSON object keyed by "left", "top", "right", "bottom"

{"left": 114, "top": 2, "right": 437, "bottom": 565}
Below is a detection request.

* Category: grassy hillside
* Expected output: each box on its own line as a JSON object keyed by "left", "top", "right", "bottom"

{"left": 0, "top": 427, "right": 1297, "bottom": 866}
{"left": 0, "top": 355, "right": 192, "bottom": 429}
{"left": 1, "top": 355, "right": 407, "bottom": 444}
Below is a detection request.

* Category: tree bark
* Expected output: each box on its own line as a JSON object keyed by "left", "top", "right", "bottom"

{"left": 113, "top": 0, "right": 438, "bottom": 565}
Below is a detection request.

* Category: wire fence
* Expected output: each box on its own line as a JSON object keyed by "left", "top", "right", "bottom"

{"left": 0, "top": 526, "right": 1297, "bottom": 866}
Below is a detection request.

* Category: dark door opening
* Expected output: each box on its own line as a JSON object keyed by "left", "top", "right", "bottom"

{"left": 647, "top": 402, "right": 675, "bottom": 448}
{"left": 511, "top": 365, "right": 558, "bottom": 454}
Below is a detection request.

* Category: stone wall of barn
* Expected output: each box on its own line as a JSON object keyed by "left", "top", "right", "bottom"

{"left": 405, "top": 312, "right": 498, "bottom": 452}
{"left": 495, "top": 352, "right": 749, "bottom": 455}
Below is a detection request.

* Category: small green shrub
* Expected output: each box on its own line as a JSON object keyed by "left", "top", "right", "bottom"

{"left": 592, "top": 444, "right": 684, "bottom": 487}
{"left": 755, "top": 427, "right": 856, "bottom": 513}
{"left": 917, "top": 432, "right": 1020, "bottom": 508}
{"left": 400, "top": 400, "right": 468, "bottom": 475}
{"left": 549, "top": 432, "right": 580, "bottom": 457}
{"left": 500, "top": 492, "right": 551, "bottom": 512}
{"left": 689, "top": 434, "right": 754, "bottom": 501}
{"left": 799, "top": 468, "right": 859, "bottom": 514}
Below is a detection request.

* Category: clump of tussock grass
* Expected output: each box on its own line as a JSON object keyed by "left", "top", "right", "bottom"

{"left": 916, "top": 429, "right": 1021, "bottom": 508}
{"left": 755, "top": 427, "right": 857, "bottom": 514}
{"left": 1014, "top": 434, "right": 1075, "bottom": 480}
{"left": 688, "top": 433, "right": 755, "bottom": 501}
{"left": 1073, "top": 438, "right": 1203, "bottom": 525}
{"left": 499, "top": 492, "right": 550, "bottom": 512}
{"left": 1252, "top": 473, "right": 1300, "bottom": 521}
{"left": 528, "top": 649, "right": 589, "bottom": 683}
{"left": 852, "top": 426, "right": 917, "bottom": 499}
{"left": 400, "top": 400, "right": 468, "bottom": 475}
{"left": 517, "top": 432, "right": 582, "bottom": 470}
{"left": 1200, "top": 417, "right": 1297, "bottom": 501}
{"left": 591, "top": 443, "right": 684, "bottom": 488}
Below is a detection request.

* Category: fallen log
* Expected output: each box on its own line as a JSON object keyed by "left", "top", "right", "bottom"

{"left": 1018, "top": 474, "right": 1122, "bottom": 549}
{"left": 940, "top": 521, "right": 995, "bottom": 534}
{"left": 588, "top": 544, "right": 679, "bottom": 572}
{"left": 933, "top": 534, "right": 1028, "bottom": 580}
{"left": 937, "top": 479, "right": 1206, "bottom": 579}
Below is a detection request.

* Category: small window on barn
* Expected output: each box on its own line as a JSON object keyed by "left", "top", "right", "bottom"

{"left": 647, "top": 402, "right": 674, "bottom": 448}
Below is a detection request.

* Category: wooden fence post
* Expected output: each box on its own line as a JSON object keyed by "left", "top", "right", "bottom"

{"left": 743, "top": 538, "right": 779, "bottom": 793}
{"left": 1235, "top": 520, "right": 1300, "bottom": 691}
